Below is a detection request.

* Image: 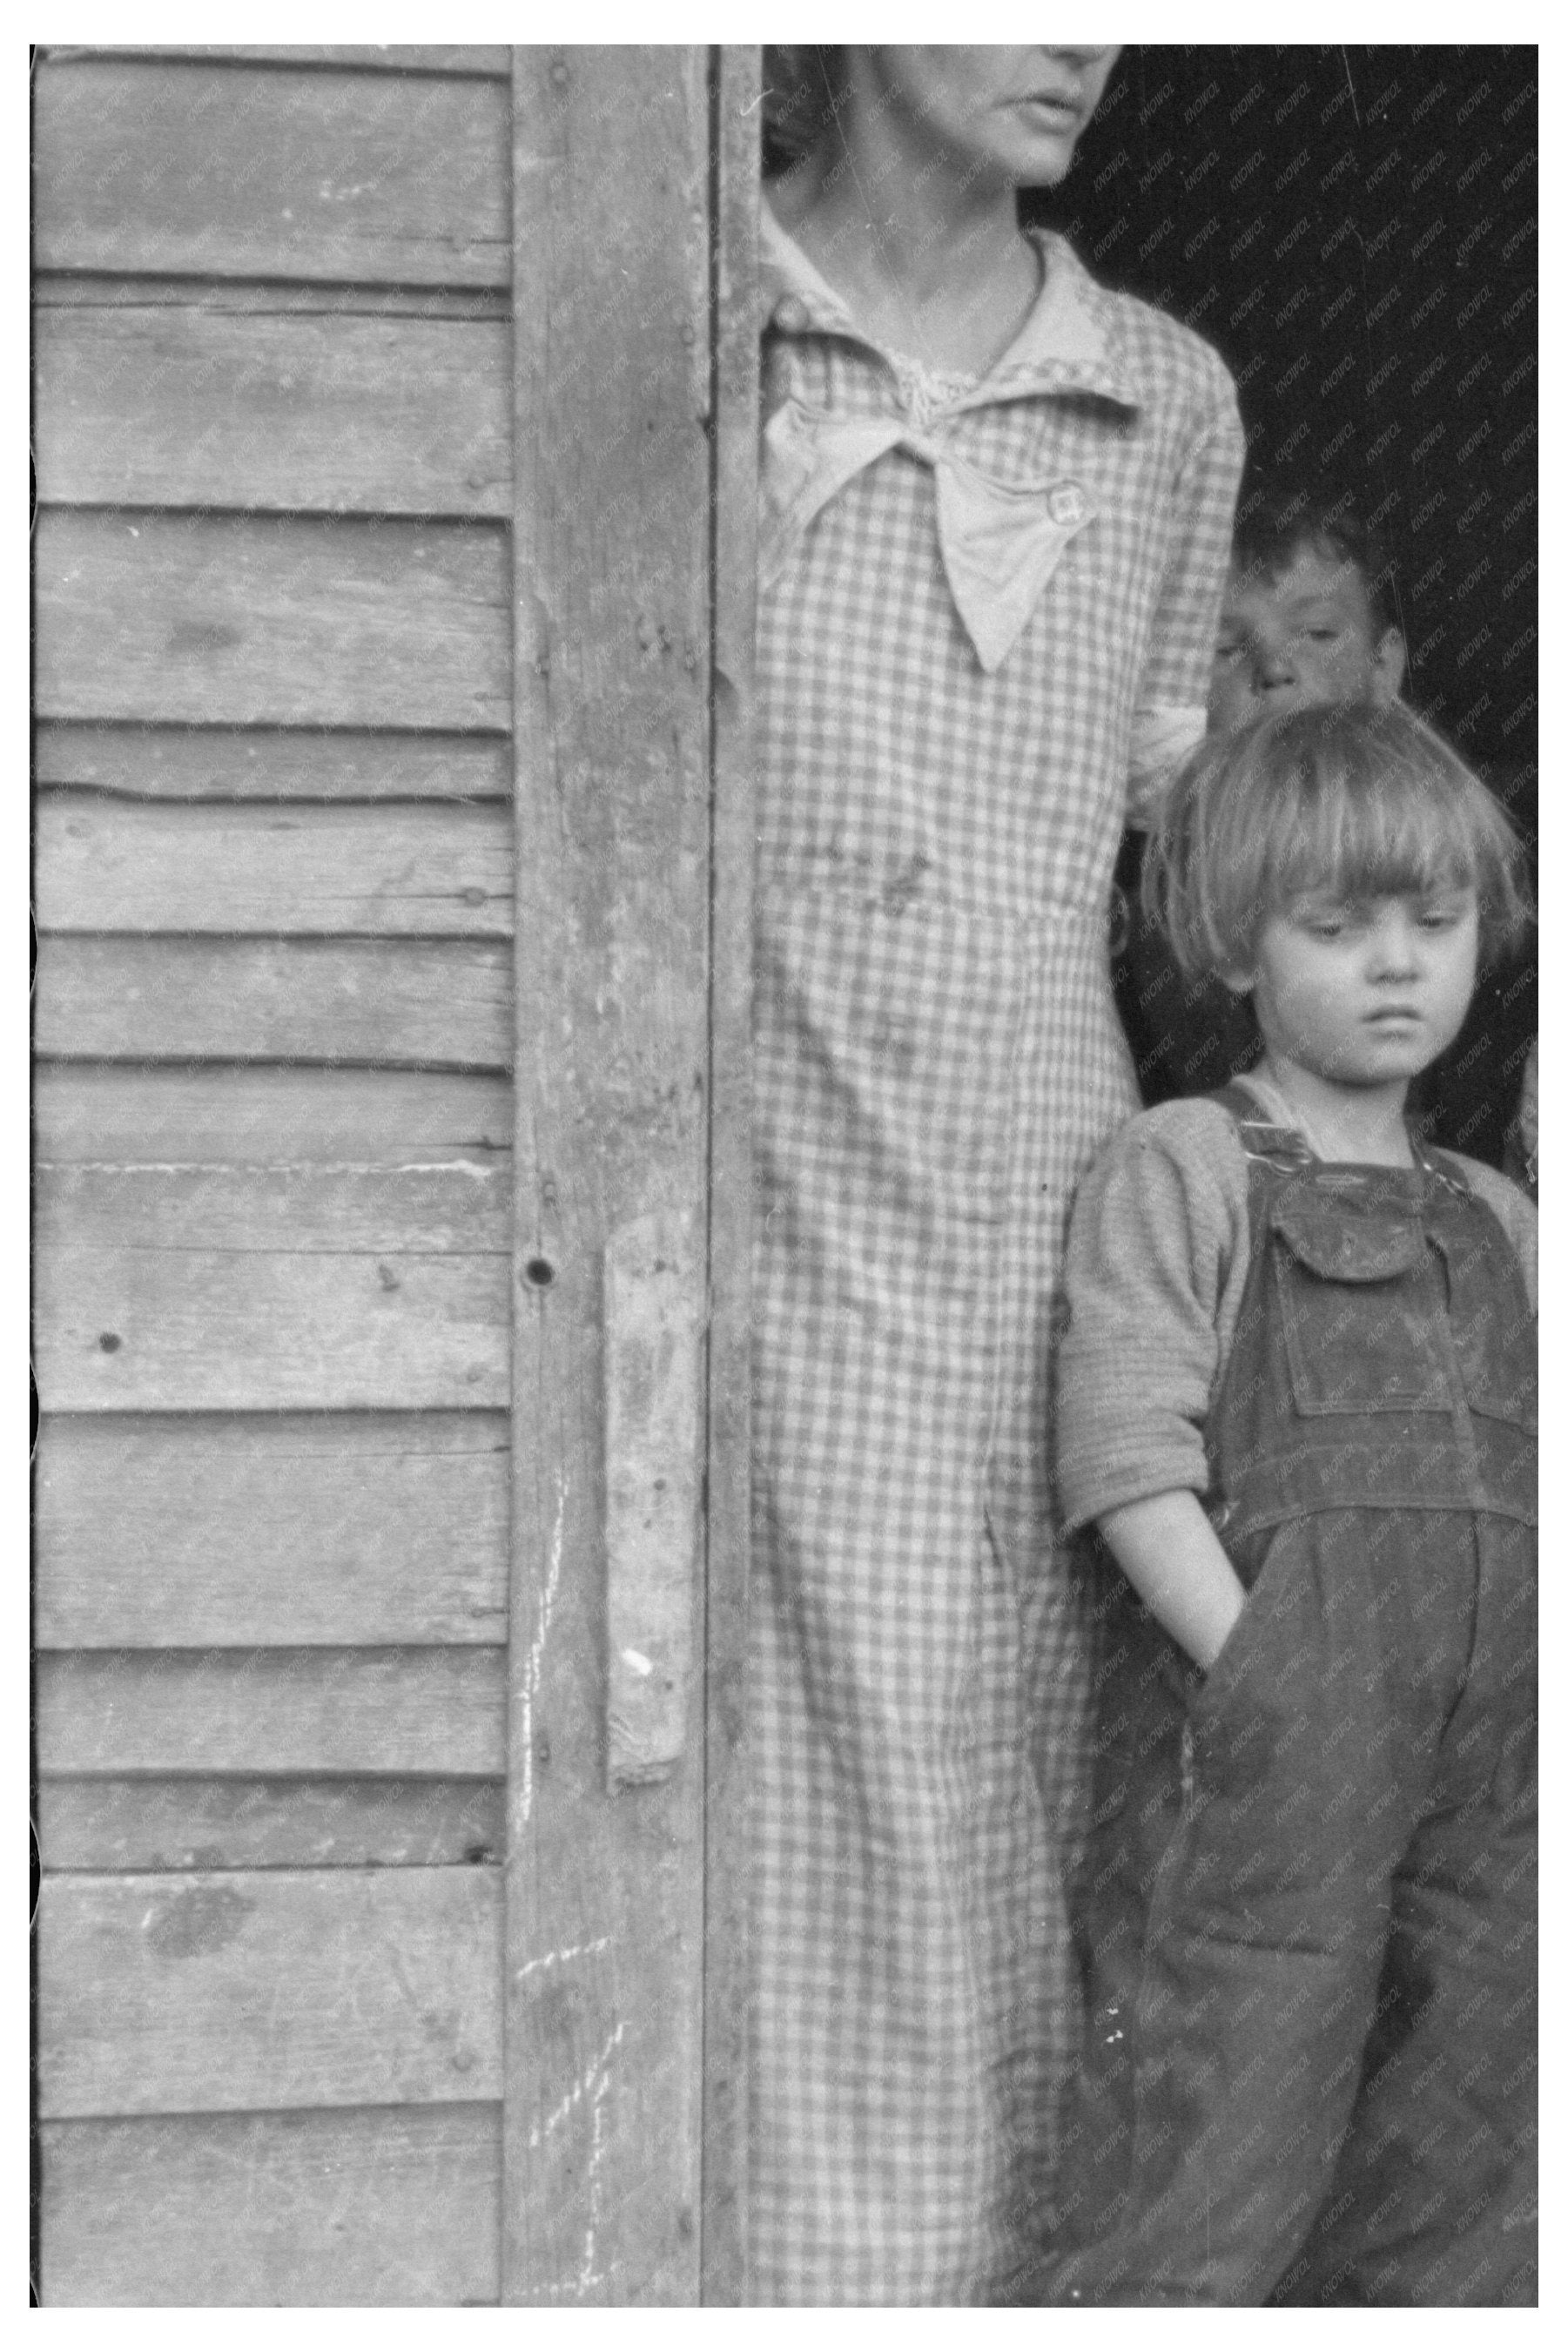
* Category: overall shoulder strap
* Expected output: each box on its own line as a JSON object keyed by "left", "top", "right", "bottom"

{"left": 1204, "top": 1082, "right": 1312, "bottom": 1167}
{"left": 1201, "top": 1082, "right": 1310, "bottom": 1251}
{"left": 1411, "top": 1135, "right": 1476, "bottom": 1202}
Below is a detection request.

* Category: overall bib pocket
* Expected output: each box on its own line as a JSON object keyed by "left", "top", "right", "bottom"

{"left": 1268, "top": 1194, "right": 1449, "bottom": 1419}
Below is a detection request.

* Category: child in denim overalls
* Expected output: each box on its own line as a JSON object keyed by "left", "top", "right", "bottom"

{"left": 1040, "top": 704, "right": 1537, "bottom": 2305}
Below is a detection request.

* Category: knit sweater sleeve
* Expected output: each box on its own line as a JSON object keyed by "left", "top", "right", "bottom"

{"left": 1055, "top": 1100, "right": 1252, "bottom": 1535}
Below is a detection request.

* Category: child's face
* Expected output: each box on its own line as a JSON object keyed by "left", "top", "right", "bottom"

{"left": 856, "top": 47, "right": 1120, "bottom": 189}
{"left": 1229, "top": 887, "right": 1479, "bottom": 1095}
{"left": 1208, "top": 546, "right": 1406, "bottom": 736}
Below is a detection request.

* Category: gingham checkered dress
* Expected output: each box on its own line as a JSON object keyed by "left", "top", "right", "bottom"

{"left": 750, "top": 208, "right": 1243, "bottom": 2306}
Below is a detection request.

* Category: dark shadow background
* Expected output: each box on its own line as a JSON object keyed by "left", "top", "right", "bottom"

{"left": 1027, "top": 44, "right": 1537, "bottom": 1166}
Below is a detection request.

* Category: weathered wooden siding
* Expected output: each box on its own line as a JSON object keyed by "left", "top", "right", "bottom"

{"left": 35, "top": 41, "right": 757, "bottom": 2307}
{"left": 34, "top": 311, "right": 511, "bottom": 512}
{"left": 33, "top": 56, "right": 510, "bottom": 284}
{"left": 33, "top": 42, "right": 514, "bottom": 2306}
{"left": 41, "top": 2110, "right": 501, "bottom": 2308}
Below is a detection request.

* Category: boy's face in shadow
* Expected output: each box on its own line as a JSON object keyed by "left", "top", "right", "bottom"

{"left": 1208, "top": 543, "right": 1406, "bottom": 736}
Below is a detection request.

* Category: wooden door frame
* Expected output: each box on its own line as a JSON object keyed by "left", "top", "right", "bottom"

{"left": 503, "top": 44, "right": 757, "bottom": 2306}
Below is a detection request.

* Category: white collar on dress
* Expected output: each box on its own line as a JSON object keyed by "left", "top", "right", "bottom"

{"left": 758, "top": 199, "right": 1141, "bottom": 414}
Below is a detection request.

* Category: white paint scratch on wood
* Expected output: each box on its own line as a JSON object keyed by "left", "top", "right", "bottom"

{"left": 514, "top": 1936, "right": 610, "bottom": 1983}
{"left": 539, "top": 2024, "right": 626, "bottom": 2295}
{"left": 579, "top": 2046, "right": 616, "bottom": 2293}
{"left": 515, "top": 1473, "right": 568, "bottom": 1830}
{"left": 533, "top": 2018, "right": 627, "bottom": 2294}
{"left": 528, "top": 2019, "right": 624, "bottom": 2152}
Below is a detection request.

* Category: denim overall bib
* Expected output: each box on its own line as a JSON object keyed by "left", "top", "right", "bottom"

{"left": 1048, "top": 1093, "right": 1537, "bottom": 2306}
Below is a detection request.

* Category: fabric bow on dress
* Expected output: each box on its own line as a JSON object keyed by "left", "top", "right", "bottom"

{"left": 759, "top": 399, "right": 1097, "bottom": 675}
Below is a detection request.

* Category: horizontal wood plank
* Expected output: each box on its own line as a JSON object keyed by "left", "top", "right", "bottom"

{"left": 34, "top": 938, "right": 512, "bottom": 1068}
{"left": 34, "top": 58, "right": 510, "bottom": 286}
{"left": 37, "top": 1156, "right": 508, "bottom": 1253}
{"left": 35, "top": 310, "right": 509, "bottom": 515}
{"left": 41, "top": 2107, "right": 501, "bottom": 2305}
{"left": 33, "top": 724, "right": 510, "bottom": 801}
{"left": 35, "top": 512, "right": 510, "bottom": 730}
{"left": 37, "top": 794, "right": 515, "bottom": 931}
{"left": 33, "top": 1068, "right": 512, "bottom": 1163}
{"left": 35, "top": 1412, "right": 508, "bottom": 1647}
{"left": 38, "top": 1867, "right": 502, "bottom": 2116}
{"left": 36, "top": 1649, "right": 507, "bottom": 1776}
{"left": 36, "top": 798, "right": 514, "bottom": 936}
{"left": 34, "top": 277, "right": 510, "bottom": 321}
{"left": 49, "top": 45, "right": 511, "bottom": 74}
{"left": 35, "top": 1247, "right": 508, "bottom": 1412}
{"left": 37, "top": 1163, "right": 509, "bottom": 1414}
{"left": 38, "top": 1778, "right": 504, "bottom": 1872}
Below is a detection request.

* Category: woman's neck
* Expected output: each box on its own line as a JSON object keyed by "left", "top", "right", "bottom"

{"left": 1250, "top": 1055, "right": 1417, "bottom": 1168}
{"left": 770, "top": 123, "right": 1038, "bottom": 374}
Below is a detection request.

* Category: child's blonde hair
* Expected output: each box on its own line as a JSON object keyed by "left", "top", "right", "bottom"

{"left": 1145, "top": 703, "right": 1534, "bottom": 977}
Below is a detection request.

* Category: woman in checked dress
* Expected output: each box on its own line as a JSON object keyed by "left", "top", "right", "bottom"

{"left": 750, "top": 46, "right": 1244, "bottom": 2301}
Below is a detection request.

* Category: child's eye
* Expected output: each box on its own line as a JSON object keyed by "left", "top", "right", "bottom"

{"left": 1304, "top": 917, "right": 1345, "bottom": 939}
{"left": 1418, "top": 906, "right": 1462, "bottom": 931}
{"left": 1305, "top": 628, "right": 1342, "bottom": 644}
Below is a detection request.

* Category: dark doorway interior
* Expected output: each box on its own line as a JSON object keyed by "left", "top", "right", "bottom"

{"left": 1029, "top": 44, "right": 1536, "bottom": 1166}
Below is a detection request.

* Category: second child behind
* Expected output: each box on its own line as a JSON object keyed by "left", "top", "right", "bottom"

{"left": 1115, "top": 489, "right": 1405, "bottom": 1104}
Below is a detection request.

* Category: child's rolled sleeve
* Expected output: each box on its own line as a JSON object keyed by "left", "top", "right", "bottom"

{"left": 1055, "top": 1101, "right": 1250, "bottom": 1534}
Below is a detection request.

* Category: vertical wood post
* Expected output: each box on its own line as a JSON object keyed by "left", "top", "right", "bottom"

{"left": 505, "top": 44, "right": 755, "bottom": 2304}
{"left": 699, "top": 44, "right": 759, "bottom": 2307}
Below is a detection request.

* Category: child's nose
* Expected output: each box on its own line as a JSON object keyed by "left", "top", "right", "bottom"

{"left": 1369, "top": 908, "right": 1422, "bottom": 972}
{"left": 1255, "top": 638, "right": 1299, "bottom": 690}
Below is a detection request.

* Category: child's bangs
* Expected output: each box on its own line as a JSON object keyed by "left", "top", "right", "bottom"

{"left": 1146, "top": 650, "right": 1532, "bottom": 977}
{"left": 1267, "top": 753, "right": 1481, "bottom": 909}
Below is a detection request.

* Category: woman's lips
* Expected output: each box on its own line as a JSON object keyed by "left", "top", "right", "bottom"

{"left": 1016, "top": 94, "right": 1081, "bottom": 127}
